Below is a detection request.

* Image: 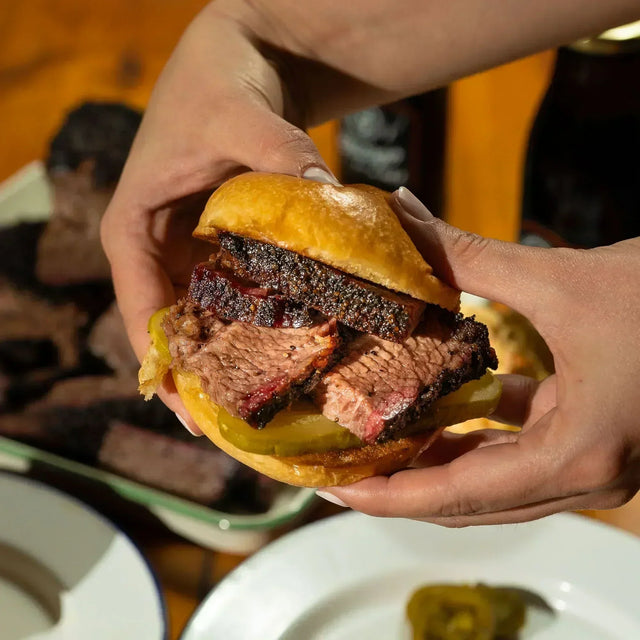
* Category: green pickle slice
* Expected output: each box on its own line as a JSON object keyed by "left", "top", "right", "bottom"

{"left": 148, "top": 307, "right": 171, "bottom": 360}
{"left": 217, "top": 402, "right": 364, "bottom": 456}
{"left": 217, "top": 373, "right": 501, "bottom": 457}
{"left": 476, "top": 585, "right": 526, "bottom": 638}
{"left": 408, "top": 372, "right": 501, "bottom": 434}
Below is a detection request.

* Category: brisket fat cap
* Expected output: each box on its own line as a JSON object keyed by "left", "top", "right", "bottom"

{"left": 163, "top": 299, "right": 344, "bottom": 428}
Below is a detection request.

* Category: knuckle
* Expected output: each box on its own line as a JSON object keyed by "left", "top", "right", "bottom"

{"left": 435, "top": 488, "right": 486, "bottom": 520}
{"left": 259, "top": 123, "right": 320, "bottom": 173}
{"left": 435, "top": 515, "right": 475, "bottom": 529}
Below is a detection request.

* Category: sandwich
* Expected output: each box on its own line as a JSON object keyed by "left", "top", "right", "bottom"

{"left": 139, "top": 172, "right": 500, "bottom": 487}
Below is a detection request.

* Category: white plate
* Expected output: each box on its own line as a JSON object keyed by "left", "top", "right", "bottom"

{"left": 182, "top": 511, "right": 640, "bottom": 640}
{"left": 0, "top": 471, "right": 166, "bottom": 639}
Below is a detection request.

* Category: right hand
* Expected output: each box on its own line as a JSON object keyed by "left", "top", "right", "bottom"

{"left": 323, "top": 188, "right": 640, "bottom": 525}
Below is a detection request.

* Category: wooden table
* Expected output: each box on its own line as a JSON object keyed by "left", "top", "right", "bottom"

{"left": 2, "top": 2, "right": 639, "bottom": 638}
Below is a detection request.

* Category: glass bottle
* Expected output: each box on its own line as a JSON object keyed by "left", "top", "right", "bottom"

{"left": 521, "top": 21, "right": 640, "bottom": 248}
{"left": 339, "top": 88, "right": 448, "bottom": 215}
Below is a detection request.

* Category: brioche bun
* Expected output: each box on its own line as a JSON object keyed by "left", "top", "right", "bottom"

{"left": 194, "top": 172, "right": 460, "bottom": 311}
{"left": 173, "top": 368, "right": 444, "bottom": 487}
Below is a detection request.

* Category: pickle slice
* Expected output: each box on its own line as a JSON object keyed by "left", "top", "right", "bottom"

{"left": 218, "top": 402, "right": 364, "bottom": 456}
{"left": 406, "top": 583, "right": 526, "bottom": 639}
{"left": 476, "top": 584, "right": 526, "bottom": 637}
{"left": 409, "top": 372, "right": 502, "bottom": 434}
{"left": 138, "top": 307, "right": 172, "bottom": 400}
{"left": 147, "top": 307, "right": 171, "bottom": 360}
{"left": 218, "top": 373, "right": 501, "bottom": 457}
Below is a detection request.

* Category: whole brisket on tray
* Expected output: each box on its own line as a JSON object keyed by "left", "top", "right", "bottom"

{"left": 0, "top": 102, "right": 282, "bottom": 513}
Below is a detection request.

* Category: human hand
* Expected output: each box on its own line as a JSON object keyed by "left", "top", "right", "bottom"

{"left": 100, "top": 4, "right": 337, "bottom": 430}
{"left": 321, "top": 187, "right": 640, "bottom": 525}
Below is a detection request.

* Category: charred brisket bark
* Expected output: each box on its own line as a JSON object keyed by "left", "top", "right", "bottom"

{"left": 188, "top": 262, "right": 313, "bottom": 328}
{"left": 216, "top": 232, "right": 426, "bottom": 342}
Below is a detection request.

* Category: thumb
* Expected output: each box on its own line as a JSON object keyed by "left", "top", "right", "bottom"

{"left": 392, "top": 187, "right": 565, "bottom": 322}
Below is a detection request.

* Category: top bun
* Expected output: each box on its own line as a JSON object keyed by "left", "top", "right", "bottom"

{"left": 194, "top": 172, "right": 460, "bottom": 310}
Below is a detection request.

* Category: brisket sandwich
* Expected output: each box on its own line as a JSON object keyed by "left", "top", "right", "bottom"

{"left": 139, "top": 173, "right": 500, "bottom": 487}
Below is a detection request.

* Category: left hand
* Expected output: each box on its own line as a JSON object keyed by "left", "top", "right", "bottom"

{"left": 321, "top": 187, "right": 640, "bottom": 526}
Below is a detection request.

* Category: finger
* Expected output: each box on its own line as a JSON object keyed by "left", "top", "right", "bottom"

{"left": 325, "top": 413, "right": 566, "bottom": 519}
{"left": 414, "top": 487, "right": 634, "bottom": 527}
{"left": 414, "top": 428, "right": 520, "bottom": 467}
{"left": 491, "top": 373, "right": 555, "bottom": 427}
{"left": 228, "top": 103, "right": 338, "bottom": 181}
{"left": 391, "top": 187, "right": 569, "bottom": 324}
{"left": 155, "top": 378, "right": 203, "bottom": 437}
{"left": 108, "top": 238, "right": 174, "bottom": 362}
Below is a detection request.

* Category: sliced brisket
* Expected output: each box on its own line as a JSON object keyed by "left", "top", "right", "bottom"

{"left": 313, "top": 309, "right": 497, "bottom": 444}
{"left": 164, "top": 299, "right": 344, "bottom": 428}
{"left": 217, "top": 232, "right": 426, "bottom": 342}
{"left": 98, "top": 421, "right": 237, "bottom": 504}
{"left": 188, "top": 261, "right": 313, "bottom": 328}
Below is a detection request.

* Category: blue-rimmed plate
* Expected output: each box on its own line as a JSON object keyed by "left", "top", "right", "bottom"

{"left": 0, "top": 471, "right": 166, "bottom": 639}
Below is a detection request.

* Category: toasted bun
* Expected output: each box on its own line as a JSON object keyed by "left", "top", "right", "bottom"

{"left": 194, "top": 172, "right": 460, "bottom": 311}
{"left": 173, "top": 368, "right": 443, "bottom": 487}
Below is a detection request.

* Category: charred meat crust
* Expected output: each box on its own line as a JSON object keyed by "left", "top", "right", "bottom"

{"left": 47, "top": 102, "right": 142, "bottom": 188}
{"left": 377, "top": 314, "right": 496, "bottom": 442}
{"left": 216, "top": 232, "right": 426, "bottom": 342}
{"left": 188, "top": 261, "right": 313, "bottom": 328}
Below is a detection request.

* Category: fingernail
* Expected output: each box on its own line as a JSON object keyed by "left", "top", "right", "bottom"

{"left": 175, "top": 412, "right": 202, "bottom": 436}
{"left": 302, "top": 166, "right": 342, "bottom": 186}
{"left": 395, "top": 186, "right": 434, "bottom": 222}
{"left": 316, "top": 490, "right": 349, "bottom": 507}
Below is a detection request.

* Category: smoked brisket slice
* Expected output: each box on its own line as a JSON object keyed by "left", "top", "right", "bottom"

{"left": 217, "top": 232, "right": 426, "bottom": 342}
{"left": 313, "top": 308, "right": 498, "bottom": 444}
{"left": 164, "top": 299, "right": 344, "bottom": 428}
{"left": 188, "top": 261, "right": 313, "bottom": 328}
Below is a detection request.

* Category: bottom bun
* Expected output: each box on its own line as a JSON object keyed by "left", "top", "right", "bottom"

{"left": 172, "top": 369, "right": 443, "bottom": 487}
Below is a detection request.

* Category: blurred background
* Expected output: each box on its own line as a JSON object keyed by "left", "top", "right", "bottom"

{"left": 0, "top": 0, "right": 554, "bottom": 240}
{"left": 1, "top": 2, "right": 639, "bottom": 639}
